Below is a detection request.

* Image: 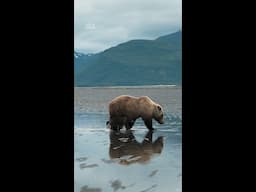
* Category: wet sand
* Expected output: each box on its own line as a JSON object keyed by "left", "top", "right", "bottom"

{"left": 74, "top": 86, "right": 182, "bottom": 192}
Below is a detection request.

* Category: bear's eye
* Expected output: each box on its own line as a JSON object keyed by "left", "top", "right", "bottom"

{"left": 157, "top": 106, "right": 161, "bottom": 111}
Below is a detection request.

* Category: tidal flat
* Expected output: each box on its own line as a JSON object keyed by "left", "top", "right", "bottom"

{"left": 74, "top": 86, "right": 182, "bottom": 192}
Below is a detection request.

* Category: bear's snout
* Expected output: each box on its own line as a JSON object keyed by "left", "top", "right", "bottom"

{"left": 158, "top": 119, "right": 164, "bottom": 124}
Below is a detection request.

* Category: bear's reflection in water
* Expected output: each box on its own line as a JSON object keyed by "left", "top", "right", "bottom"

{"left": 109, "top": 130, "right": 164, "bottom": 165}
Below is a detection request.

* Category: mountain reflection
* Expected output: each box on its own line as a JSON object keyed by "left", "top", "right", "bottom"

{"left": 109, "top": 130, "right": 164, "bottom": 165}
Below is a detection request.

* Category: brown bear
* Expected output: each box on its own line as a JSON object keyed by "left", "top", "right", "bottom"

{"left": 107, "top": 95, "right": 164, "bottom": 130}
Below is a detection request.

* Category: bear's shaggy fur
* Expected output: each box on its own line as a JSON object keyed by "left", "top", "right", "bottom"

{"left": 107, "top": 95, "right": 164, "bottom": 130}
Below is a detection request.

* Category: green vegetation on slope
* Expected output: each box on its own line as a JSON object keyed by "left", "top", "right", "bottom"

{"left": 75, "top": 31, "right": 182, "bottom": 86}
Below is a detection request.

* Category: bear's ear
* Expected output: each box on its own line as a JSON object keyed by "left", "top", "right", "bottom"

{"left": 157, "top": 105, "right": 162, "bottom": 111}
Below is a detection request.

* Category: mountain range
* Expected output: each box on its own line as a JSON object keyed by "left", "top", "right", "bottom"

{"left": 75, "top": 31, "right": 182, "bottom": 87}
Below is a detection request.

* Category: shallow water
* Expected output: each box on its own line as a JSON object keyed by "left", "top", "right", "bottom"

{"left": 74, "top": 113, "right": 182, "bottom": 192}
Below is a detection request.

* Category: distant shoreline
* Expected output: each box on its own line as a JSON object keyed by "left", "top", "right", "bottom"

{"left": 74, "top": 85, "right": 181, "bottom": 89}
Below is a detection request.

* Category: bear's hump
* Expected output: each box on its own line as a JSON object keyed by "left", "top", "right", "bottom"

{"left": 138, "top": 96, "right": 155, "bottom": 105}
{"left": 109, "top": 95, "right": 138, "bottom": 107}
{"left": 112, "top": 95, "right": 138, "bottom": 101}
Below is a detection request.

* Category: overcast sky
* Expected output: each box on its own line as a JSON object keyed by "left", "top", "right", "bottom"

{"left": 75, "top": 0, "right": 181, "bottom": 53}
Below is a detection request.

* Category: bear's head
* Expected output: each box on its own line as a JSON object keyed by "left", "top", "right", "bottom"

{"left": 153, "top": 105, "right": 164, "bottom": 124}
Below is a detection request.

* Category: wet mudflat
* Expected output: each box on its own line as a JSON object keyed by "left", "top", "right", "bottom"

{"left": 74, "top": 86, "right": 182, "bottom": 192}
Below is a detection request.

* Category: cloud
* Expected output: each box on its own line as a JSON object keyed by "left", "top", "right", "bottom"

{"left": 75, "top": 0, "right": 182, "bottom": 53}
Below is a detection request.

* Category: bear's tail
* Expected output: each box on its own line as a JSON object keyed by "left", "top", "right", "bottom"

{"left": 106, "top": 121, "right": 111, "bottom": 129}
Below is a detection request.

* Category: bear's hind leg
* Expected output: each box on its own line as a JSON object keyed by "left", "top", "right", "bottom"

{"left": 109, "top": 117, "right": 120, "bottom": 131}
{"left": 125, "top": 119, "right": 135, "bottom": 130}
{"left": 110, "top": 116, "right": 127, "bottom": 131}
